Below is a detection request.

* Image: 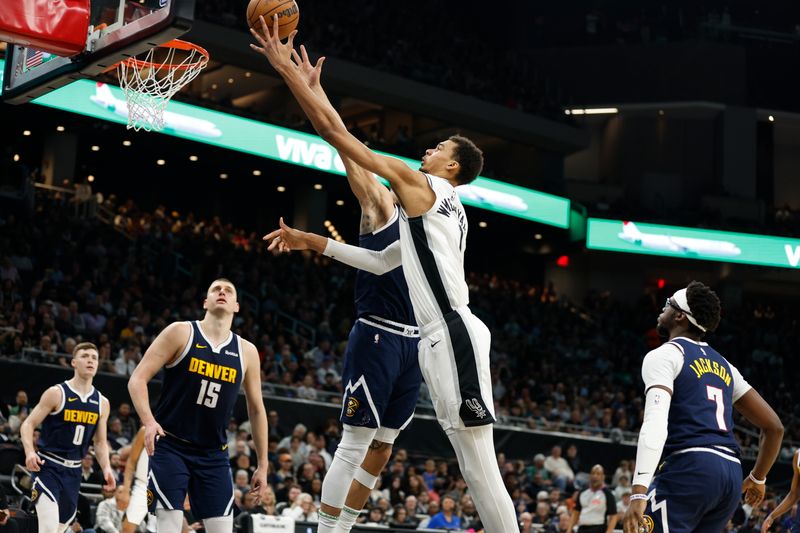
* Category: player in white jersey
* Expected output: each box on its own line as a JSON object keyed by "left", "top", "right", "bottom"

{"left": 119, "top": 427, "right": 149, "bottom": 533}
{"left": 253, "top": 15, "right": 517, "bottom": 532}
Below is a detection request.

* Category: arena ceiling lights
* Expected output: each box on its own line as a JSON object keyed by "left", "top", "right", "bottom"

{"left": 0, "top": 60, "right": 571, "bottom": 229}
{"left": 587, "top": 218, "right": 800, "bottom": 269}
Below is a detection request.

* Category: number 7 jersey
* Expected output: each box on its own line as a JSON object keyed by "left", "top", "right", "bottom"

{"left": 153, "top": 321, "right": 243, "bottom": 449}
{"left": 642, "top": 336, "right": 752, "bottom": 456}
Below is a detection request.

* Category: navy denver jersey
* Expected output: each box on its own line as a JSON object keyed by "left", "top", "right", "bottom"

{"left": 154, "top": 321, "right": 243, "bottom": 449}
{"left": 663, "top": 338, "right": 739, "bottom": 455}
{"left": 37, "top": 382, "right": 101, "bottom": 461}
{"left": 354, "top": 207, "right": 416, "bottom": 325}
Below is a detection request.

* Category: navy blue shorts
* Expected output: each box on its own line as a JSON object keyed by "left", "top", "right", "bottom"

{"left": 643, "top": 449, "right": 742, "bottom": 533}
{"left": 340, "top": 318, "right": 421, "bottom": 429}
{"left": 31, "top": 460, "right": 81, "bottom": 524}
{"left": 148, "top": 435, "right": 234, "bottom": 519}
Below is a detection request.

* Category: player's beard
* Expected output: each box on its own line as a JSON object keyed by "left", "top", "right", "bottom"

{"left": 656, "top": 323, "right": 670, "bottom": 338}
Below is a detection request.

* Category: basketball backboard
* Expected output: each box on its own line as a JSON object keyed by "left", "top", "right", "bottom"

{"left": 3, "top": 0, "right": 195, "bottom": 104}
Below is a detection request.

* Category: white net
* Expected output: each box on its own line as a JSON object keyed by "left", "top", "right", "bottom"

{"left": 117, "top": 41, "right": 208, "bottom": 132}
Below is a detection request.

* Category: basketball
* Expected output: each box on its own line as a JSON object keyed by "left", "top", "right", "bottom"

{"left": 247, "top": 0, "right": 299, "bottom": 40}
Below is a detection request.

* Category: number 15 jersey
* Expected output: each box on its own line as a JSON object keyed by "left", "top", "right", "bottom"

{"left": 154, "top": 321, "right": 243, "bottom": 449}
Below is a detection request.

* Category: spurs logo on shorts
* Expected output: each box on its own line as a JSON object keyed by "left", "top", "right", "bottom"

{"left": 465, "top": 398, "right": 487, "bottom": 419}
{"left": 641, "top": 514, "right": 655, "bottom": 533}
{"left": 345, "top": 397, "right": 360, "bottom": 417}
{"left": 146, "top": 489, "right": 154, "bottom": 507}
{"left": 31, "top": 488, "right": 38, "bottom": 502}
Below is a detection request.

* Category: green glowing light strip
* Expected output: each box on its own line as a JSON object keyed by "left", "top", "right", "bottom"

{"left": 587, "top": 218, "right": 800, "bottom": 269}
{"left": 11, "top": 70, "right": 570, "bottom": 228}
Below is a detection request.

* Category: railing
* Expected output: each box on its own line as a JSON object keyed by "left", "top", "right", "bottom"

{"left": 7, "top": 353, "right": 791, "bottom": 459}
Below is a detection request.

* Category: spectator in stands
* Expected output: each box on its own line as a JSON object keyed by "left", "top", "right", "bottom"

{"left": 95, "top": 486, "right": 128, "bottom": 533}
{"left": 259, "top": 486, "right": 279, "bottom": 516}
{"left": 459, "top": 495, "right": 480, "bottom": 530}
{"left": 80, "top": 453, "right": 104, "bottom": 492}
{"left": 267, "top": 410, "right": 287, "bottom": 442}
{"left": 296, "top": 374, "right": 318, "bottom": 401}
{"left": 114, "top": 403, "right": 138, "bottom": 442}
{"left": 426, "top": 495, "right": 461, "bottom": 530}
{"left": 545, "top": 445, "right": 575, "bottom": 491}
{"left": 390, "top": 505, "right": 414, "bottom": 528}
{"left": 403, "top": 495, "right": 421, "bottom": 527}
{"left": 113, "top": 343, "right": 140, "bottom": 376}
{"left": 534, "top": 501, "right": 553, "bottom": 526}
{"left": 235, "top": 469, "right": 251, "bottom": 493}
{"left": 547, "top": 510, "right": 573, "bottom": 533}
{"left": 106, "top": 418, "right": 129, "bottom": 450}
{"left": 281, "top": 492, "right": 318, "bottom": 522}
{"left": 570, "top": 465, "right": 617, "bottom": 533}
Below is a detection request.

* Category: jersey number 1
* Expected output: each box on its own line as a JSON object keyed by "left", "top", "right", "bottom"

{"left": 706, "top": 385, "right": 727, "bottom": 431}
{"left": 197, "top": 379, "right": 220, "bottom": 408}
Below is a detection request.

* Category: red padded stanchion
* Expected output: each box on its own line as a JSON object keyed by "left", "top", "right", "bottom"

{"left": 0, "top": 0, "right": 91, "bottom": 57}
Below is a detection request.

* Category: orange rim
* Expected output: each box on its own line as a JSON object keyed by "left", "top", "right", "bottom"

{"left": 123, "top": 39, "right": 209, "bottom": 71}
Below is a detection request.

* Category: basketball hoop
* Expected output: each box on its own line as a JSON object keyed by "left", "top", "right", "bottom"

{"left": 117, "top": 39, "right": 208, "bottom": 132}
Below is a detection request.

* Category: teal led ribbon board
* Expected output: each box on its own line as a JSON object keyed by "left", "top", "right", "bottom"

{"left": 587, "top": 218, "right": 800, "bottom": 269}
{"left": 27, "top": 78, "right": 570, "bottom": 228}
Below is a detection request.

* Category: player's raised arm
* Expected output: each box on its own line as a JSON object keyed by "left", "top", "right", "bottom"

{"left": 93, "top": 396, "right": 116, "bottom": 490}
{"left": 734, "top": 387, "right": 783, "bottom": 506}
{"left": 19, "top": 386, "right": 61, "bottom": 471}
{"left": 264, "top": 217, "right": 402, "bottom": 275}
{"left": 291, "top": 45, "right": 395, "bottom": 224}
{"left": 250, "top": 17, "right": 433, "bottom": 215}
{"left": 128, "top": 321, "right": 190, "bottom": 455}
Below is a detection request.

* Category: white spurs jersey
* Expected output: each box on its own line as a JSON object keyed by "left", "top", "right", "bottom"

{"left": 398, "top": 174, "right": 469, "bottom": 327}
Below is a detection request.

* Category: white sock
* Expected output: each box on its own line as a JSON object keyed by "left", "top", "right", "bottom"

{"left": 317, "top": 509, "right": 339, "bottom": 533}
{"left": 202, "top": 515, "right": 233, "bottom": 533}
{"left": 333, "top": 505, "right": 360, "bottom": 533}
{"left": 155, "top": 509, "right": 184, "bottom": 533}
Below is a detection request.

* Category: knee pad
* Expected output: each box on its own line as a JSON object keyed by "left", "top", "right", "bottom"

{"left": 374, "top": 427, "right": 400, "bottom": 445}
{"left": 156, "top": 509, "right": 184, "bottom": 533}
{"left": 334, "top": 425, "right": 377, "bottom": 467}
{"left": 353, "top": 467, "right": 379, "bottom": 489}
{"left": 34, "top": 497, "right": 61, "bottom": 533}
{"left": 203, "top": 515, "right": 233, "bottom": 533}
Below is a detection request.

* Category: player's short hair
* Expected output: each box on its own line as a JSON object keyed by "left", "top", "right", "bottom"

{"left": 73, "top": 342, "right": 98, "bottom": 355}
{"left": 686, "top": 280, "right": 721, "bottom": 334}
{"left": 449, "top": 135, "right": 484, "bottom": 185}
{"left": 208, "top": 277, "right": 237, "bottom": 296}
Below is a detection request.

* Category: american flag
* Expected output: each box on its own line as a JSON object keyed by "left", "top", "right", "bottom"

{"left": 25, "top": 48, "right": 50, "bottom": 70}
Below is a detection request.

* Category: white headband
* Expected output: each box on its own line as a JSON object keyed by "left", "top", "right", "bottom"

{"left": 671, "top": 288, "right": 706, "bottom": 332}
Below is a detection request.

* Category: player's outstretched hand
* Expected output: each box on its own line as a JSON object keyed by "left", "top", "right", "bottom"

{"left": 249, "top": 465, "right": 269, "bottom": 504}
{"left": 622, "top": 498, "right": 647, "bottom": 533}
{"left": 291, "top": 45, "right": 325, "bottom": 88}
{"left": 102, "top": 467, "right": 117, "bottom": 491}
{"left": 249, "top": 14, "right": 298, "bottom": 73}
{"left": 144, "top": 420, "right": 166, "bottom": 456}
{"left": 761, "top": 515, "right": 774, "bottom": 533}
{"left": 25, "top": 451, "right": 44, "bottom": 472}
{"left": 263, "top": 217, "right": 309, "bottom": 253}
{"left": 742, "top": 476, "right": 766, "bottom": 506}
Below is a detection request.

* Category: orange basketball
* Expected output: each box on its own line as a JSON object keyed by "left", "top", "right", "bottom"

{"left": 247, "top": 0, "right": 299, "bottom": 40}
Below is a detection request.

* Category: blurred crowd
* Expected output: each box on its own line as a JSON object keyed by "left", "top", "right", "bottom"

{"left": 1, "top": 193, "right": 799, "bottom": 452}
{"left": 1, "top": 388, "right": 798, "bottom": 532}
{"left": 193, "top": 1, "right": 800, "bottom": 124}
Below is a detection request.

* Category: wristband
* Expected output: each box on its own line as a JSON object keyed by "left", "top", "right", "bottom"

{"left": 630, "top": 494, "right": 649, "bottom": 501}
{"left": 748, "top": 471, "right": 766, "bottom": 485}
